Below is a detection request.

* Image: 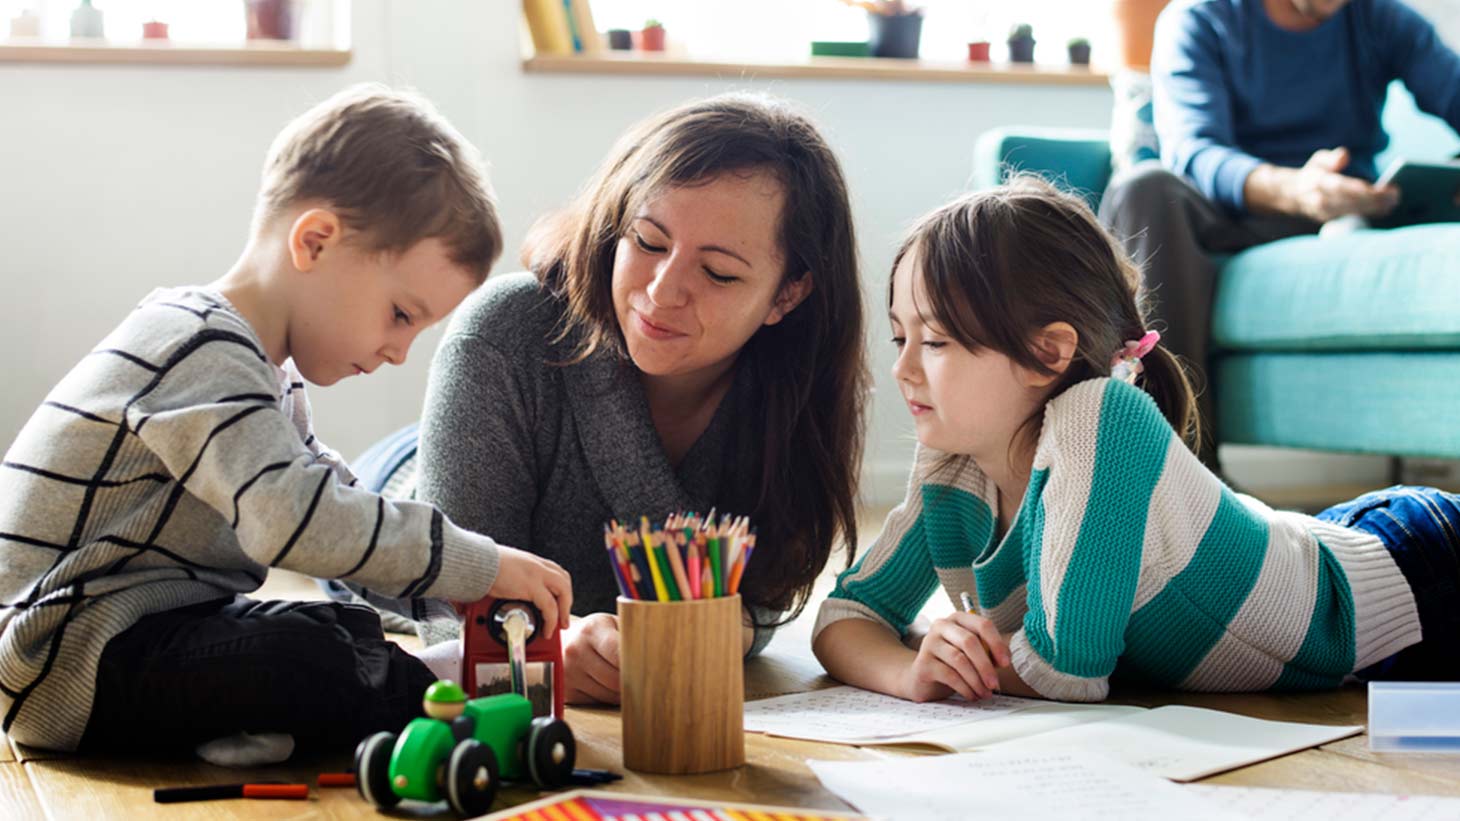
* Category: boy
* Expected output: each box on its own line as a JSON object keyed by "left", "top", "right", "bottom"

{"left": 0, "top": 84, "right": 571, "bottom": 755}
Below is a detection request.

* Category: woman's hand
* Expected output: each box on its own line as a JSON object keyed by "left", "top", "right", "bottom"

{"left": 898, "top": 611, "right": 1010, "bottom": 702}
{"left": 562, "top": 613, "right": 621, "bottom": 704}
{"left": 487, "top": 545, "right": 573, "bottom": 637}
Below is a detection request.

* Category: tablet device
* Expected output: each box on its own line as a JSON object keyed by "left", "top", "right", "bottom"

{"left": 1371, "top": 158, "right": 1460, "bottom": 229}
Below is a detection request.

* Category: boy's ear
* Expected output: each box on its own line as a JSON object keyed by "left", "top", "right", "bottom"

{"left": 287, "top": 208, "right": 344, "bottom": 272}
{"left": 764, "top": 272, "right": 814, "bottom": 326}
{"left": 1024, "top": 321, "right": 1079, "bottom": 388}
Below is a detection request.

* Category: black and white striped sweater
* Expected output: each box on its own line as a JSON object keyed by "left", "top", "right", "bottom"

{"left": 0, "top": 287, "right": 500, "bottom": 750}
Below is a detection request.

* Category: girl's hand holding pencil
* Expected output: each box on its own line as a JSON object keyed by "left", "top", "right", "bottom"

{"left": 898, "top": 602, "right": 1010, "bottom": 703}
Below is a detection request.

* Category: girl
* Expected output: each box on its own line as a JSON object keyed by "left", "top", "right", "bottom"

{"left": 813, "top": 176, "right": 1454, "bottom": 704}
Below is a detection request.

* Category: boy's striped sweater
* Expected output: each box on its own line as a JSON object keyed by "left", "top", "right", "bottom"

{"left": 815, "top": 378, "right": 1421, "bottom": 701}
{"left": 0, "top": 287, "right": 500, "bottom": 750}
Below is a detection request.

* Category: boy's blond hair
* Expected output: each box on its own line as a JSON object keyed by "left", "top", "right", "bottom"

{"left": 256, "top": 83, "right": 502, "bottom": 283}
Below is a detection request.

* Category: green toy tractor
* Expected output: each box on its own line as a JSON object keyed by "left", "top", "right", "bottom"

{"left": 354, "top": 683, "right": 576, "bottom": 817}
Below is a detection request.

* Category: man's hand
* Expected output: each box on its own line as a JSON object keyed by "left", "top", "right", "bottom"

{"left": 562, "top": 613, "right": 621, "bottom": 704}
{"left": 1246, "top": 146, "right": 1399, "bottom": 222}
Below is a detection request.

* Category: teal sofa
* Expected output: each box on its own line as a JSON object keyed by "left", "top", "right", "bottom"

{"left": 974, "top": 85, "right": 1460, "bottom": 459}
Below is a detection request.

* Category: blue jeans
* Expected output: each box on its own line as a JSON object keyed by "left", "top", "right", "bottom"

{"left": 1317, "top": 486, "right": 1460, "bottom": 680}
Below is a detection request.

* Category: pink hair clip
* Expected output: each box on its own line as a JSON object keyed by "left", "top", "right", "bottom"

{"left": 1110, "top": 330, "right": 1161, "bottom": 385}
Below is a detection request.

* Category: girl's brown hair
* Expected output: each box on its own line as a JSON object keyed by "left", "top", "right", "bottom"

{"left": 893, "top": 175, "right": 1199, "bottom": 461}
{"left": 523, "top": 93, "right": 869, "bottom": 624}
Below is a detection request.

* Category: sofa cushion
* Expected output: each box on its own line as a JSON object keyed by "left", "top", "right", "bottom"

{"left": 1218, "top": 352, "right": 1460, "bottom": 457}
{"left": 1212, "top": 223, "right": 1460, "bottom": 352}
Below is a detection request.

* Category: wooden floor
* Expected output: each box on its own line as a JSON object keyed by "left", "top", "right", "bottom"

{"left": 7, "top": 508, "right": 1460, "bottom": 819}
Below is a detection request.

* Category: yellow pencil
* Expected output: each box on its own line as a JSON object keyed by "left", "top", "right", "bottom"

{"left": 641, "top": 516, "right": 669, "bottom": 601}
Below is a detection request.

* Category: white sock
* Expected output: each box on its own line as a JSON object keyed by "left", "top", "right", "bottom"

{"left": 195, "top": 731, "right": 295, "bottom": 767}
{"left": 413, "top": 638, "right": 463, "bottom": 682}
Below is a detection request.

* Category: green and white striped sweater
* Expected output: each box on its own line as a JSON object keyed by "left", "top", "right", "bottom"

{"left": 815, "top": 378, "right": 1421, "bottom": 701}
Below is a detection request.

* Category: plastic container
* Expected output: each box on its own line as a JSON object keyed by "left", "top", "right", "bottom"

{"left": 1368, "top": 681, "right": 1460, "bottom": 752}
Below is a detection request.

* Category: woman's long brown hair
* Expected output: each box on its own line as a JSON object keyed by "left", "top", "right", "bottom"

{"left": 523, "top": 93, "right": 870, "bottom": 625}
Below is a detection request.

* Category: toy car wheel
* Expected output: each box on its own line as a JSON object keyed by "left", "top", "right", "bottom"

{"left": 446, "top": 738, "right": 499, "bottom": 817}
{"left": 525, "top": 716, "right": 576, "bottom": 788}
{"left": 354, "top": 731, "right": 401, "bottom": 808}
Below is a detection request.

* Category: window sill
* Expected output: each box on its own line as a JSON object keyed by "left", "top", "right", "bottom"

{"left": 0, "top": 37, "right": 351, "bottom": 67}
{"left": 523, "top": 51, "right": 1109, "bottom": 86}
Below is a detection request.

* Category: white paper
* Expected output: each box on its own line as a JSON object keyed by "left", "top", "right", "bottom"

{"left": 1186, "top": 785, "right": 1460, "bottom": 820}
{"left": 811, "top": 750, "right": 1239, "bottom": 821}
{"left": 984, "top": 705, "right": 1362, "bottom": 781}
{"left": 743, "top": 685, "right": 1036, "bottom": 742}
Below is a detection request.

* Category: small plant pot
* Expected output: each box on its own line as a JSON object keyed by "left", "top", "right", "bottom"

{"left": 1007, "top": 36, "right": 1035, "bottom": 63}
{"left": 607, "top": 28, "right": 632, "bottom": 50}
{"left": 638, "top": 25, "right": 665, "bottom": 52}
{"left": 1068, "top": 43, "right": 1091, "bottom": 65}
{"left": 244, "top": 0, "right": 298, "bottom": 41}
{"left": 868, "top": 11, "right": 923, "bottom": 59}
{"left": 967, "top": 41, "right": 991, "bottom": 62}
{"left": 142, "top": 20, "right": 169, "bottom": 40}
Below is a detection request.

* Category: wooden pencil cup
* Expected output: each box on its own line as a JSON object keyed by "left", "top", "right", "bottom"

{"left": 618, "top": 594, "right": 745, "bottom": 774}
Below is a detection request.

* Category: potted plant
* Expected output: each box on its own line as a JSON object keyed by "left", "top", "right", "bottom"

{"left": 1067, "top": 36, "right": 1091, "bottom": 65}
{"left": 1007, "top": 23, "right": 1035, "bottom": 63}
{"left": 639, "top": 18, "right": 665, "bottom": 52}
{"left": 863, "top": 3, "right": 923, "bottom": 59}
{"left": 607, "top": 28, "right": 632, "bottom": 50}
{"left": 967, "top": 40, "right": 991, "bottom": 62}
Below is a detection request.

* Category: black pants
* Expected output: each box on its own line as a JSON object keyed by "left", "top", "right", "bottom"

{"left": 79, "top": 596, "right": 436, "bottom": 754}
{"left": 1098, "top": 162, "right": 1319, "bottom": 469}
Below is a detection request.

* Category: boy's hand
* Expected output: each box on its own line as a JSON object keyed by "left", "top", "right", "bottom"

{"left": 488, "top": 545, "right": 573, "bottom": 637}
{"left": 899, "top": 612, "right": 1009, "bottom": 703}
{"left": 562, "top": 613, "right": 621, "bottom": 705}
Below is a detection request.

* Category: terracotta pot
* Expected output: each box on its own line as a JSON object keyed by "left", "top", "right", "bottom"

{"left": 967, "top": 41, "right": 990, "bottom": 62}
{"left": 1110, "top": 0, "right": 1169, "bottom": 70}
{"left": 142, "top": 20, "right": 169, "bottom": 40}
{"left": 639, "top": 25, "right": 665, "bottom": 52}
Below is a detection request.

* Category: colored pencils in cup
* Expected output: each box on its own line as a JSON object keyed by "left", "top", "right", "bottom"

{"left": 604, "top": 511, "right": 757, "bottom": 600}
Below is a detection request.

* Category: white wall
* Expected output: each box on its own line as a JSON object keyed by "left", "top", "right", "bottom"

{"left": 6, "top": 0, "right": 1454, "bottom": 506}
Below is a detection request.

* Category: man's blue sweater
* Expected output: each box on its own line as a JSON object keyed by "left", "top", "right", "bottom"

{"left": 1153, "top": 0, "right": 1460, "bottom": 213}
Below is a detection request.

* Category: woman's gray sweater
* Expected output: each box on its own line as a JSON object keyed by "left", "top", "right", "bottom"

{"left": 417, "top": 273, "right": 778, "bottom": 652}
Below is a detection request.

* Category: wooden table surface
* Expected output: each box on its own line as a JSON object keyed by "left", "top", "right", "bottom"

{"left": 5, "top": 572, "right": 1460, "bottom": 819}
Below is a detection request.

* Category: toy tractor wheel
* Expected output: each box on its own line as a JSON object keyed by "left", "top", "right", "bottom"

{"left": 525, "top": 716, "right": 576, "bottom": 788}
{"left": 354, "top": 731, "right": 401, "bottom": 808}
{"left": 446, "top": 738, "right": 499, "bottom": 817}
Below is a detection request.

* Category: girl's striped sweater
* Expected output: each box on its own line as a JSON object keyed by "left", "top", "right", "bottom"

{"left": 814, "top": 378, "right": 1421, "bottom": 701}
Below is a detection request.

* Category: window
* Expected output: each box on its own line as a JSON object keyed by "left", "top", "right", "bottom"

{"left": 588, "top": 0, "right": 1110, "bottom": 64}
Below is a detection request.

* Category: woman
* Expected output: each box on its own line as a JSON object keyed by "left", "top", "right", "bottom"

{"left": 402, "top": 93, "right": 868, "bottom": 704}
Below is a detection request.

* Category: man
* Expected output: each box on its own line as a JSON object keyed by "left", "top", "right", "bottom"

{"left": 1099, "top": 0, "right": 1460, "bottom": 468}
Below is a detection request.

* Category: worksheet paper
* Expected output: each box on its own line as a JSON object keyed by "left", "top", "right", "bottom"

{"left": 810, "top": 750, "right": 1239, "bottom": 821}
{"left": 743, "top": 684, "right": 1138, "bottom": 747}
{"left": 1185, "top": 785, "right": 1460, "bottom": 820}
{"left": 983, "top": 704, "right": 1362, "bottom": 781}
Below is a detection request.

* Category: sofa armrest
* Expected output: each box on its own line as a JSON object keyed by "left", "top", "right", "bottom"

{"left": 973, "top": 127, "right": 1114, "bottom": 211}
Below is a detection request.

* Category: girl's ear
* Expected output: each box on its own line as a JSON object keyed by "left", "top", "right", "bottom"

{"left": 1025, "top": 321, "right": 1079, "bottom": 387}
